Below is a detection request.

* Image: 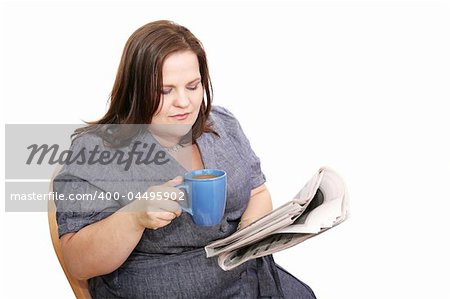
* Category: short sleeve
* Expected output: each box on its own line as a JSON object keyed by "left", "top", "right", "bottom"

{"left": 53, "top": 174, "right": 121, "bottom": 238}
{"left": 212, "top": 106, "right": 266, "bottom": 189}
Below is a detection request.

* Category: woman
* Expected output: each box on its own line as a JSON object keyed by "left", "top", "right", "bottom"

{"left": 54, "top": 20, "right": 316, "bottom": 298}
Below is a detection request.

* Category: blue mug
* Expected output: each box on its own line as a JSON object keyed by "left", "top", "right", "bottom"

{"left": 177, "top": 169, "right": 227, "bottom": 226}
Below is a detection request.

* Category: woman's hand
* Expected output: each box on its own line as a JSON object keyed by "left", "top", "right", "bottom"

{"left": 128, "top": 176, "right": 184, "bottom": 230}
{"left": 237, "top": 217, "right": 259, "bottom": 230}
{"left": 239, "top": 184, "right": 273, "bottom": 230}
{"left": 59, "top": 176, "right": 185, "bottom": 280}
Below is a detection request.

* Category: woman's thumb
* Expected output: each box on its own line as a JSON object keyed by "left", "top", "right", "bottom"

{"left": 164, "top": 176, "right": 183, "bottom": 187}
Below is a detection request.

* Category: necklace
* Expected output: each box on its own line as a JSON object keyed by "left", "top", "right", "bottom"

{"left": 164, "top": 143, "right": 183, "bottom": 154}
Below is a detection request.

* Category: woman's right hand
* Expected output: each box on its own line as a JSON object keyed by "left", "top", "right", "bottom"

{"left": 59, "top": 176, "right": 185, "bottom": 280}
{"left": 129, "top": 176, "right": 184, "bottom": 230}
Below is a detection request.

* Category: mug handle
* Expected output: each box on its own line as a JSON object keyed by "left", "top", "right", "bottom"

{"left": 176, "top": 183, "right": 192, "bottom": 215}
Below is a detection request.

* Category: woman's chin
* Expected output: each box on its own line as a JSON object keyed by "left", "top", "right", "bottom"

{"left": 148, "top": 123, "right": 192, "bottom": 140}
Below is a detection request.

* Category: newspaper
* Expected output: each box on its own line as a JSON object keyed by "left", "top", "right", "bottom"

{"left": 204, "top": 166, "right": 349, "bottom": 271}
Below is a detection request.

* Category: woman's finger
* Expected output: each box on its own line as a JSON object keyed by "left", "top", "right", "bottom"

{"left": 163, "top": 176, "right": 183, "bottom": 187}
{"left": 150, "top": 219, "right": 171, "bottom": 230}
{"left": 155, "top": 211, "right": 177, "bottom": 221}
{"left": 153, "top": 197, "right": 182, "bottom": 214}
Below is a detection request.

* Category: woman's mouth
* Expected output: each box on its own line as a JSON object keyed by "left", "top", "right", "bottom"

{"left": 170, "top": 113, "right": 190, "bottom": 120}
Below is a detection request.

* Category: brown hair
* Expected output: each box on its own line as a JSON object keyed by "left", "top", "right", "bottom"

{"left": 74, "top": 20, "right": 215, "bottom": 145}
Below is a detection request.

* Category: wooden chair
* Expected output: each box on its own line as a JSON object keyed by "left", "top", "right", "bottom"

{"left": 48, "top": 169, "right": 92, "bottom": 299}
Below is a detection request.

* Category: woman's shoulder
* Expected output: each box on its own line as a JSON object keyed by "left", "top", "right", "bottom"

{"left": 208, "top": 105, "right": 252, "bottom": 147}
{"left": 71, "top": 130, "right": 102, "bottom": 144}
{"left": 69, "top": 131, "right": 108, "bottom": 153}
{"left": 210, "top": 105, "right": 235, "bottom": 118}
{"left": 209, "top": 105, "right": 240, "bottom": 131}
{"left": 53, "top": 132, "right": 104, "bottom": 177}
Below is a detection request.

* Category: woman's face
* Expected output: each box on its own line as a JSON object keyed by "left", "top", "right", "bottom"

{"left": 152, "top": 50, "right": 203, "bottom": 127}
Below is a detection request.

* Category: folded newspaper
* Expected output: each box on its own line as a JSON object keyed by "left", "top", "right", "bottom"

{"left": 205, "top": 166, "right": 349, "bottom": 271}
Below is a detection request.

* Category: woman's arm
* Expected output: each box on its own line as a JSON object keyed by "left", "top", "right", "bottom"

{"left": 60, "top": 208, "right": 146, "bottom": 280}
{"left": 59, "top": 178, "right": 182, "bottom": 280}
{"left": 239, "top": 184, "right": 273, "bottom": 229}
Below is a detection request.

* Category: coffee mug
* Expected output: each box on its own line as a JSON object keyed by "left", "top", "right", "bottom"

{"left": 177, "top": 169, "right": 227, "bottom": 226}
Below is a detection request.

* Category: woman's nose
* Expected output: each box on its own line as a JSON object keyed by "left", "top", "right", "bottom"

{"left": 173, "top": 90, "right": 190, "bottom": 107}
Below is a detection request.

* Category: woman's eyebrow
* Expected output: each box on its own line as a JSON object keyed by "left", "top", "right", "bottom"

{"left": 163, "top": 77, "right": 201, "bottom": 87}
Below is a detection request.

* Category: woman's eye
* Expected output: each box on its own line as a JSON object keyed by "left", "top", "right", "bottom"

{"left": 187, "top": 84, "right": 200, "bottom": 91}
{"left": 162, "top": 88, "right": 172, "bottom": 95}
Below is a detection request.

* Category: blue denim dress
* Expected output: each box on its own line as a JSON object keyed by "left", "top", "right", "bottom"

{"left": 54, "top": 106, "right": 316, "bottom": 299}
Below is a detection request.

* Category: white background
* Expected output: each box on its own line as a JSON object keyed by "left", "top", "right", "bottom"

{"left": 1, "top": 1, "right": 449, "bottom": 298}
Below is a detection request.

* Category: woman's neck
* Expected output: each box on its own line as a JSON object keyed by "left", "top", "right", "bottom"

{"left": 147, "top": 124, "right": 192, "bottom": 148}
{"left": 152, "top": 134, "right": 182, "bottom": 148}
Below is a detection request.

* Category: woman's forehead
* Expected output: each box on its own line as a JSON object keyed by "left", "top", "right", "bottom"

{"left": 162, "top": 51, "right": 200, "bottom": 81}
